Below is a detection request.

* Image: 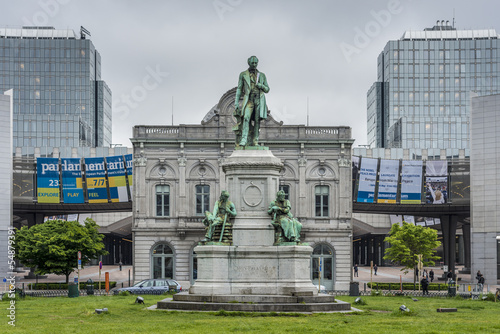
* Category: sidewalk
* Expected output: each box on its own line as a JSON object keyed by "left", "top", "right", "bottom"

{"left": 353, "top": 265, "right": 499, "bottom": 293}
{"left": 9, "top": 265, "right": 134, "bottom": 289}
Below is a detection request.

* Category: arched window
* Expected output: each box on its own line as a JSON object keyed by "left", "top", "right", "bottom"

{"left": 152, "top": 243, "right": 174, "bottom": 279}
{"left": 311, "top": 244, "right": 335, "bottom": 291}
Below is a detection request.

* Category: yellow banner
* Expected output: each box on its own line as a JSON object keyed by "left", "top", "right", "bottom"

{"left": 37, "top": 188, "right": 60, "bottom": 203}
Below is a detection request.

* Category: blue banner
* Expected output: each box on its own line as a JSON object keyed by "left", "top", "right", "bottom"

{"left": 61, "top": 158, "right": 84, "bottom": 203}
{"left": 357, "top": 158, "right": 378, "bottom": 203}
{"left": 36, "top": 158, "right": 60, "bottom": 203}
{"left": 106, "top": 155, "right": 128, "bottom": 202}
{"left": 85, "top": 157, "right": 108, "bottom": 203}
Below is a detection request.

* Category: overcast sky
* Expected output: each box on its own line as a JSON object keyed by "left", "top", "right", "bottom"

{"left": 2, "top": 0, "right": 499, "bottom": 147}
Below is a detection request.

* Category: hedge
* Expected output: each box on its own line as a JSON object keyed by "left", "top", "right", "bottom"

{"left": 367, "top": 282, "right": 454, "bottom": 291}
{"left": 27, "top": 282, "right": 117, "bottom": 290}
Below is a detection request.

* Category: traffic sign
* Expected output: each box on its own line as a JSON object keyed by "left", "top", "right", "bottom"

{"left": 78, "top": 251, "right": 81, "bottom": 260}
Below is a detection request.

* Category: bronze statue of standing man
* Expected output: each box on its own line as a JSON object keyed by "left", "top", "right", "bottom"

{"left": 233, "top": 56, "right": 270, "bottom": 147}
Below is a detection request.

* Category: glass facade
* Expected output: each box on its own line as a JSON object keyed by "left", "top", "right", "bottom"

{"left": 368, "top": 26, "right": 500, "bottom": 150}
{"left": 0, "top": 27, "right": 112, "bottom": 156}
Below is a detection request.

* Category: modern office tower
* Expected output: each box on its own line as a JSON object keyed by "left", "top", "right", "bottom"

{"left": 0, "top": 26, "right": 112, "bottom": 156}
{"left": 367, "top": 22, "right": 500, "bottom": 152}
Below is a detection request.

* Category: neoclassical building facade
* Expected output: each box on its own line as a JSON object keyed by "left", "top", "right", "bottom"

{"left": 131, "top": 88, "right": 354, "bottom": 291}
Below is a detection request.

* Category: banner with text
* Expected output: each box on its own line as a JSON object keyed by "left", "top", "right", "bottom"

{"left": 61, "top": 158, "right": 84, "bottom": 203}
{"left": 37, "top": 158, "right": 60, "bottom": 203}
{"left": 377, "top": 159, "right": 399, "bottom": 204}
{"left": 85, "top": 157, "right": 108, "bottom": 203}
{"left": 400, "top": 160, "right": 423, "bottom": 204}
{"left": 124, "top": 154, "right": 133, "bottom": 197}
{"left": 356, "top": 158, "right": 378, "bottom": 203}
{"left": 106, "top": 155, "right": 128, "bottom": 202}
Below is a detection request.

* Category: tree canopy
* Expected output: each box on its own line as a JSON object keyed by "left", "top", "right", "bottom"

{"left": 15, "top": 218, "right": 108, "bottom": 283}
{"left": 383, "top": 222, "right": 441, "bottom": 282}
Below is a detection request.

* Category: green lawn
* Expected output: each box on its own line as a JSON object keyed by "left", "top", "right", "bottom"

{"left": 2, "top": 294, "right": 500, "bottom": 333}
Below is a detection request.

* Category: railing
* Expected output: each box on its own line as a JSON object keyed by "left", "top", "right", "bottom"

{"left": 134, "top": 125, "right": 352, "bottom": 141}
{"left": 145, "top": 127, "right": 179, "bottom": 134}
{"left": 305, "top": 128, "right": 339, "bottom": 135}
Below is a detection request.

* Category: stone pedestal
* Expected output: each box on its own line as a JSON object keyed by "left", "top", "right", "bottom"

{"left": 189, "top": 149, "right": 317, "bottom": 296}
{"left": 189, "top": 244, "right": 316, "bottom": 295}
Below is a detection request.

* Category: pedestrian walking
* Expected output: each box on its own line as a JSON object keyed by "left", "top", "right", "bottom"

{"left": 447, "top": 270, "right": 453, "bottom": 284}
{"left": 354, "top": 264, "right": 358, "bottom": 277}
{"left": 478, "top": 274, "right": 485, "bottom": 292}
{"left": 421, "top": 275, "right": 429, "bottom": 295}
{"left": 374, "top": 264, "right": 378, "bottom": 275}
{"left": 429, "top": 269, "right": 434, "bottom": 282}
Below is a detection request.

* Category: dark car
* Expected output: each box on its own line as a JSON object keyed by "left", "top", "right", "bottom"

{"left": 113, "top": 279, "right": 182, "bottom": 295}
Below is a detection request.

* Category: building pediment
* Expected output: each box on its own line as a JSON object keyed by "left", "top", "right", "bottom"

{"left": 201, "top": 87, "right": 283, "bottom": 129}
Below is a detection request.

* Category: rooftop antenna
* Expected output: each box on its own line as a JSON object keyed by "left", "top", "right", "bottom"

{"left": 80, "top": 26, "right": 91, "bottom": 39}
{"left": 171, "top": 96, "right": 174, "bottom": 126}
{"left": 452, "top": 8, "right": 455, "bottom": 28}
{"left": 307, "top": 97, "right": 310, "bottom": 126}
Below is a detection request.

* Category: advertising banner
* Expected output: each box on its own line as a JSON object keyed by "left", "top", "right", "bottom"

{"left": 61, "top": 158, "right": 84, "bottom": 203}
{"left": 400, "top": 160, "right": 423, "bottom": 204}
{"left": 425, "top": 160, "right": 448, "bottom": 204}
{"left": 124, "top": 154, "right": 133, "bottom": 197}
{"left": 356, "top": 158, "right": 378, "bottom": 203}
{"left": 85, "top": 157, "right": 108, "bottom": 203}
{"left": 37, "top": 157, "right": 60, "bottom": 203}
{"left": 106, "top": 155, "right": 128, "bottom": 202}
{"left": 377, "top": 159, "right": 399, "bottom": 204}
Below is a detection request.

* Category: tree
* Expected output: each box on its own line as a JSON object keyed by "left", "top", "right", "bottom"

{"left": 15, "top": 218, "right": 108, "bottom": 283}
{"left": 383, "top": 222, "right": 441, "bottom": 283}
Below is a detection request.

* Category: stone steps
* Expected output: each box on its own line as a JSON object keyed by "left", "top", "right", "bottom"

{"left": 157, "top": 293, "right": 351, "bottom": 313}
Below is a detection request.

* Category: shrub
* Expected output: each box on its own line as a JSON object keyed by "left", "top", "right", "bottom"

{"left": 367, "top": 282, "right": 450, "bottom": 291}
{"left": 27, "top": 282, "right": 117, "bottom": 290}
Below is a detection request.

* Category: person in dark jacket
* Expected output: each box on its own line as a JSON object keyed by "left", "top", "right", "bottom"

{"left": 421, "top": 275, "right": 430, "bottom": 295}
{"left": 429, "top": 269, "right": 434, "bottom": 282}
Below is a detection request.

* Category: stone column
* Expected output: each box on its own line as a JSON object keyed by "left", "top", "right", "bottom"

{"left": 222, "top": 149, "right": 282, "bottom": 246}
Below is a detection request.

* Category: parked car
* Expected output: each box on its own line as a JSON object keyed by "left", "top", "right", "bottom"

{"left": 113, "top": 279, "right": 182, "bottom": 295}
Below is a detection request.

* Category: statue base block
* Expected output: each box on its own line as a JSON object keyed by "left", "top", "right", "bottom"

{"left": 157, "top": 293, "right": 352, "bottom": 312}
{"left": 189, "top": 244, "right": 318, "bottom": 296}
